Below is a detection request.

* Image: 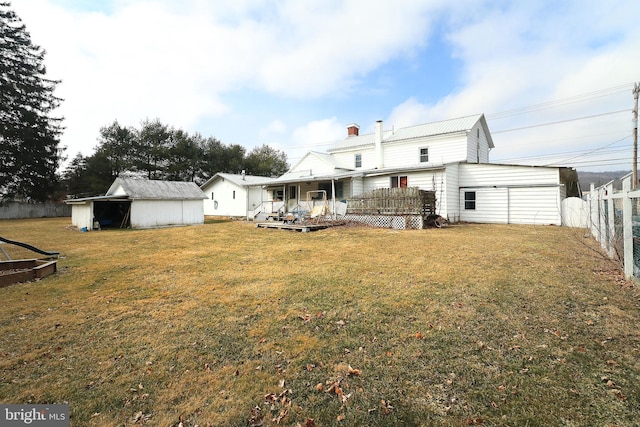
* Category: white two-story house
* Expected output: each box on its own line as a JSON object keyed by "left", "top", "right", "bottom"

{"left": 254, "top": 113, "right": 580, "bottom": 225}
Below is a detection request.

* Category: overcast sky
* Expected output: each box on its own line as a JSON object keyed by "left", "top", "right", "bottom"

{"left": 11, "top": 0, "right": 640, "bottom": 172}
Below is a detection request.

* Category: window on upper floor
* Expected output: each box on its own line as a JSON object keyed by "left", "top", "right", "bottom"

{"left": 355, "top": 153, "right": 362, "bottom": 168}
{"left": 420, "top": 147, "right": 429, "bottom": 163}
{"left": 232, "top": 190, "right": 236, "bottom": 200}
{"left": 391, "top": 176, "right": 408, "bottom": 188}
{"left": 464, "top": 191, "right": 476, "bottom": 210}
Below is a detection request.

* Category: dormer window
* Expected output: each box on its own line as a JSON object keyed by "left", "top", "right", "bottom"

{"left": 420, "top": 147, "right": 429, "bottom": 163}
{"left": 355, "top": 153, "right": 362, "bottom": 168}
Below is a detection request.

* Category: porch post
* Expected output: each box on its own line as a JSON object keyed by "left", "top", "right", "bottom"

{"left": 246, "top": 186, "right": 250, "bottom": 221}
{"left": 331, "top": 179, "right": 336, "bottom": 219}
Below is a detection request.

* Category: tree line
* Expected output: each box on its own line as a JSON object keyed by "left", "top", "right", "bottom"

{"left": 62, "top": 119, "right": 289, "bottom": 199}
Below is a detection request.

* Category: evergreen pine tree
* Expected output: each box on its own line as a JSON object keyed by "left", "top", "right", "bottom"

{"left": 0, "top": 1, "right": 64, "bottom": 201}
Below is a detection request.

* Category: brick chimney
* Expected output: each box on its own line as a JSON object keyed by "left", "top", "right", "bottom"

{"left": 347, "top": 123, "right": 360, "bottom": 137}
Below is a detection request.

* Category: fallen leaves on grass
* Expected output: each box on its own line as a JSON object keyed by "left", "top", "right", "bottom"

{"left": 380, "top": 399, "right": 393, "bottom": 415}
{"left": 248, "top": 406, "right": 263, "bottom": 427}
{"left": 262, "top": 388, "right": 293, "bottom": 424}
{"left": 132, "top": 411, "right": 152, "bottom": 424}
{"left": 326, "top": 379, "right": 351, "bottom": 403}
{"left": 347, "top": 364, "right": 361, "bottom": 376}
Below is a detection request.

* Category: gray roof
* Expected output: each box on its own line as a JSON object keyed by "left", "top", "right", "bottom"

{"left": 328, "top": 114, "right": 493, "bottom": 152}
{"left": 107, "top": 178, "right": 206, "bottom": 200}
{"left": 200, "top": 172, "right": 278, "bottom": 189}
{"left": 327, "top": 130, "right": 394, "bottom": 152}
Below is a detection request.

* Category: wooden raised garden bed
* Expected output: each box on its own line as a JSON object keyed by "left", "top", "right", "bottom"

{"left": 0, "top": 259, "right": 57, "bottom": 288}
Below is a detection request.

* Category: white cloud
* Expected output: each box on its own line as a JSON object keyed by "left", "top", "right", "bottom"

{"left": 382, "top": 0, "right": 640, "bottom": 169}
{"left": 10, "top": 0, "right": 640, "bottom": 172}
{"left": 12, "top": 0, "right": 443, "bottom": 159}
{"left": 260, "top": 119, "right": 287, "bottom": 138}
{"left": 291, "top": 117, "right": 343, "bottom": 147}
{"left": 387, "top": 98, "right": 434, "bottom": 129}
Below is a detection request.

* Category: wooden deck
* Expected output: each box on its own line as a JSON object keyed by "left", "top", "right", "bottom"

{"left": 255, "top": 221, "right": 344, "bottom": 233}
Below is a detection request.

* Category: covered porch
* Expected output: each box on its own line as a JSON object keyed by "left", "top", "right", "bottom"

{"left": 250, "top": 173, "right": 359, "bottom": 222}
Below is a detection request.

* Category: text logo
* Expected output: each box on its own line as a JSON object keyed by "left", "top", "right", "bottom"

{"left": 1, "top": 405, "right": 69, "bottom": 426}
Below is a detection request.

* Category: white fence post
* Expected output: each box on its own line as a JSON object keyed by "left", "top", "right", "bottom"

{"left": 606, "top": 182, "right": 615, "bottom": 258}
{"left": 597, "top": 186, "right": 607, "bottom": 253}
{"left": 589, "top": 184, "right": 597, "bottom": 239}
{"left": 622, "top": 176, "right": 634, "bottom": 278}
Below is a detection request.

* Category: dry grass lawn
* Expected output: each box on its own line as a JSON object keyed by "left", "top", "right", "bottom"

{"left": 1, "top": 218, "right": 640, "bottom": 426}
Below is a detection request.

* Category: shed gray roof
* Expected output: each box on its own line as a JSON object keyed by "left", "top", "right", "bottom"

{"left": 107, "top": 178, "right": 206, "bottom": 200}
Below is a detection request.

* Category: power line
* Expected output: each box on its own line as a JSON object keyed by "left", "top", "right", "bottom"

{"left": 543, "top": 134, "right": 632, "bottom": 166}
{"left": 492, "top": 109, "right": 629, "bottom": 134}
{"left": 487, "top": 83, "right": 634, "bottom": 120}
{"left": 495, "top": 145, "right": 632, "bottom": 164}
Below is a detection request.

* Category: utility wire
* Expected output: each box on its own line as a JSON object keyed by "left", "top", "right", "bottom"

{"left": 492, "top": 109, "right": 629, "bottom": 134}
{"left": 487, "top": 83, "right": 633, "bottom": 119}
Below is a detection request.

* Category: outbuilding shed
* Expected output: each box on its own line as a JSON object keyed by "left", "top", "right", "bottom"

{"left": 66, "top": 178, "right": 206, "bottom": 230}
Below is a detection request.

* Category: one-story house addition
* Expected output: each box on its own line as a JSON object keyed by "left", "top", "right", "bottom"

{"left": 200, "top": 172, "right": 277, "bottom": 218}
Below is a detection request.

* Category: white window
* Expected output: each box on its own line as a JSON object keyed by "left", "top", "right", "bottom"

{"left": 420, "top": 147, "right": 429, "bottom": 163}
{"left": 355, "top": 153, "right": 362, "bottom": 168}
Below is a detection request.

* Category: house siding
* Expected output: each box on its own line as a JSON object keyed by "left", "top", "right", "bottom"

{"left": 291, "top": 153, "right": 336, "bottom": 176}
{"left": 444, "top": 163, "right": 460, "bottom": 222}
{"left": 203, "top": 178, "right": 249, "bottom": 217}
{"left": 131, "top": 200, "right": 204, "bottom": 228}
{"left": 332, "top": 150, "right": 375, "bottom": 171}
{"left": 71, "top": 202, "right": 93, "bottom": 230}
{"left": 508, "top": 187, "right": 561, "bottom": 225}
{"left": 466, "top": 122, "right": 491, "bottom": 163}
{"left": 459, "top": 163, "right": 560, "bottom": 187}
{"left": 350, "top": 177, "right": 364, "bottom": 197}
{"left": 458, "top": 164, "right": 563, "bottom": 225}
{"left": 384, "top": 133, "right": 469, "bottom": 169}
{"left": 459, "top": 187, "right": 509, "bottom": 223}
